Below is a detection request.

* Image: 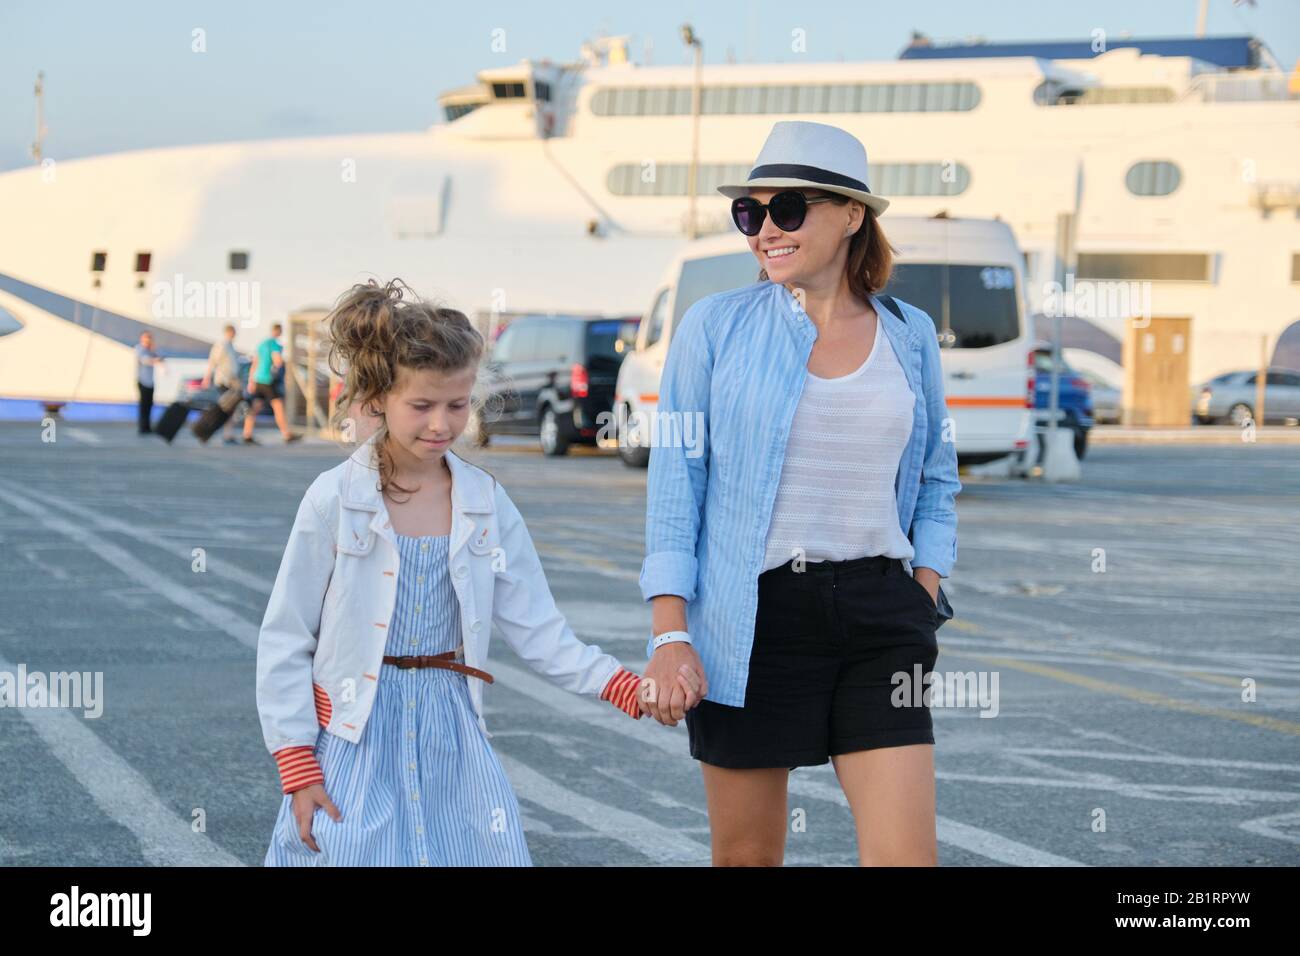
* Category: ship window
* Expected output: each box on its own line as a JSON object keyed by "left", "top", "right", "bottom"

{"left": 1125, "top": 161, "right": 1181, "bottom": 196}
{"left": 135, "top": 252, "right": 152, "bottom": 273}
{"left": 1080, "top": 86, "right": 1175, "bottom": 104}
{"left": 492, "top": 82, "right": 526, "bottom": 99}
{"left": 619, "top": 86, "right": 648, "bottom": 115}
{"left": 893, "top": 83, "right": 924, "bottom": 111}
{"left": 1077, "top": 253, "right": 1210, "bottom": 282}
{"left": 733, "top": 85, "right": 765, "bottom": 113}
{"left": 534, "top": 81, "right": 551, "bottom": 102}
{"left": 859, "top": 83, "right": 891, "bottom": 112}
{"left": 700, "top": 86, "right": 733, "bottom": 114}
{"left": 826, "top": 84, "right": 858, "bottom": 112}
{"left": 608, "top": 161, "right": 969, "bottom": 197}
{"left": 641, "top": 87, "right": 671, "bottom": 114}
{"left": 1292, "top": 253, "right": 1300, "bottom": 282}
{"left": 1037, "top": 84, "right": 1175, "bottom": 106}
{"left": 445, "top": 102, "right": 482, "bottom": 121}
{"left": 229, "top": 251, "right": 249, "bottom": 271}
{"left": 91, "top": 251, "right": 106, "bottom": 272}
{"left": 874, "top": 162, "right": 971, "bottom": 197}
{"left": 590, "top": 80, "right": 979, "bottom": 116}
{"left": 764, "top": 85, "right": 796, "bottom": 113}
{"left": 796, "top": 85, "right": 828, "bottom": 112}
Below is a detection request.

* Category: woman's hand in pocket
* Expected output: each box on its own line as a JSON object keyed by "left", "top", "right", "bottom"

{"left": 291, "top": 783, "right": 341, "bottom": 852}
{"left": 912, "top": 566, "right": 941, "bottom": 606}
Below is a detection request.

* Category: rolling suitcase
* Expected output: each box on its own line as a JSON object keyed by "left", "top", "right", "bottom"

{"left": 155, "top": 401, "right": 190, "bottom": 443}
{"left": 191, "top": 388, "right": 242, "bottom": 443}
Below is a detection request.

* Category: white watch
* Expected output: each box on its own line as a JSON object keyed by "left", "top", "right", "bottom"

{"left": 651, "top": 630, "right": 693, "bottom": 652}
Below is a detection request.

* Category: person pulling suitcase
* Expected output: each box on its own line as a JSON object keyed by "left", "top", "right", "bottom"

{"left": 200, "top": 323, "right": 243, "bottom": 445}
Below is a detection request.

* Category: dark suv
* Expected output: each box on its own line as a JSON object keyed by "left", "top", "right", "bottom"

{"left": 471, "top": 314, "right": 639, "bottom": 455}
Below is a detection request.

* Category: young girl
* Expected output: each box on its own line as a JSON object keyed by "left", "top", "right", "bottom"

{"left": 256, "top": 278, "right": 698, "bottom": 866}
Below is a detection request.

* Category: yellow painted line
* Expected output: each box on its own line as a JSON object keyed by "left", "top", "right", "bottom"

{"left": 536, "top": 542, "right": 628, "bottom": 576}
{"left": 946, "top": 613, "right": 1279, "bottom": 686}
{"left": 1094, "top": 649, "right": 1246, "bottom": 688}
{"left": 941, "top": 650, "right": 1300, "bottom": 736}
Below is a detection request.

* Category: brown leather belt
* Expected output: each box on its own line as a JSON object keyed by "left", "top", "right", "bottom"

{"left": 381, "top": 649, "right": 494, "bottom": 684}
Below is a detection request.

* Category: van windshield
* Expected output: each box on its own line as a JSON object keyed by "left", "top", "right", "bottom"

{"left": 665, "top": 254, "right": 1021, "bottom": 350}
{"left": 673, "top": 253, "right": 762, "bottom": 331}
{"left": 882, "top": 263, "right": 1020, "bottom": 348}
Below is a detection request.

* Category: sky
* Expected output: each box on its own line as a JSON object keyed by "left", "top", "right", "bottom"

{"left": 1, "top": 0, "right": 1296, "bottom": 172}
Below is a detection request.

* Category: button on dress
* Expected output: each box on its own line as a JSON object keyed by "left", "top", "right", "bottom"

{"left": 264, "top": 532, "right": 533, "bottom": 866}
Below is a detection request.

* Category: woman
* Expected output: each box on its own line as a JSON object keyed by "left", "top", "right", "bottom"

{"left": 639, "top": 120, "right": 960, "bottom": 866}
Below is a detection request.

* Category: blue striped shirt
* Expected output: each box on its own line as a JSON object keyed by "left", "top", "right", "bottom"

{"left": 639, "top": 280, "right": 961, "bottom": 708}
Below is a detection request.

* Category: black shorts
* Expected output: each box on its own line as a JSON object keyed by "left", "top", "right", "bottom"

{"left": 685, "top": 554, "right": 940, "bottom": 770}
{"left": 251, "top": 382, "right": 280, "bottom": 402}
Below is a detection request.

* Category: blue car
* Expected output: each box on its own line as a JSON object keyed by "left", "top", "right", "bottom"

{"left": 1032, "top": 346, "right": 1094, "bottom": 459}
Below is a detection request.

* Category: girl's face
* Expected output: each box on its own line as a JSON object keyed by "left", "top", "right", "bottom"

{"left": 744, "top": 187, "right": 863, "bottom": 289}
{"left": 378, "top": 364, "right": 476, "bottom": 466}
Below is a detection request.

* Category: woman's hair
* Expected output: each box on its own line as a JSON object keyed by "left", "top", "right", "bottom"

{"left": 757, "top": 189, "right": 898, "bottom": 301}
{"left": 324, "top": 277, "right": 487, "bottom": 501}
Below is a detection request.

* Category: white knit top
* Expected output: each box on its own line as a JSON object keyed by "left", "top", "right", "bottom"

{"left": 762, "top": 324, "right": 916, "bottom": 572}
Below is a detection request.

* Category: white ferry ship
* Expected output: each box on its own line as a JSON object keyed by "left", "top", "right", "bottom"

{"left": 0, "top": 29, "right": 1296, "bottom": 419}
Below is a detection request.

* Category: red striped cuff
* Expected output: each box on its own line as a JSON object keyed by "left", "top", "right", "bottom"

{"left": 274, "top": 746, "right": 325, "bottom": 794}
{"left": 600, "top": 667, "right": 643, "bottom": 719}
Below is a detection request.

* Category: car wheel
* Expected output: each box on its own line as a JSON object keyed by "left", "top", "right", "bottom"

{"left": 539, "top": 407, "right": 569, "bottom": 456}
{"left": 1228, "top": 403, "right": 1254, "bottom": 427}
{"left": 615, "top": 404, "right": 650, "bottom": 467}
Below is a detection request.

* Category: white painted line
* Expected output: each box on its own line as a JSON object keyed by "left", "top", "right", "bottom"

{"left": 1008, "top": 748, "right": 1300, "bottom": 774}
{"left": 0, "top": 649, "right": 244, "bottom": 866}
{"left": 14, "top": 483, "right": 276, "bottom": 598}
{"left": 0, "top": 480, "right": 715, "bottom": 865}
{"left": 934, "top": 817, "right": 1087, "bottom": 867}
{"left": 487, "top": 659, "right": 1091, "bottom": 866}
{"left": 63, "top": 427, "right": 103, "bottom": 445}
{"left": 496, "top": 753, "right": 708, "bottom": 864}
{"left": 7, "top": 478, "right": 1095, "bottom": 867}
{"left": 1239, "top": 810, "right": 1300, "bottom": 845}
{"left": 0, "top": 481, "right": 258, "bottom": 648}
{"left": 935, "top": 772, "right": 1300, "bottom": 805}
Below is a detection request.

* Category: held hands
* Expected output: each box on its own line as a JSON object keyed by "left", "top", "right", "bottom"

{"left": 641, "top": 642, "right": 708, "bottom": 726}
{"left": 290, "top": 782, "right": 341, "bottom": 853}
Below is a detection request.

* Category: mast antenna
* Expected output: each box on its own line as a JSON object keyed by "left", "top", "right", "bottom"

{"left": 31, "top": 71, "right": 47, "bottom": 163}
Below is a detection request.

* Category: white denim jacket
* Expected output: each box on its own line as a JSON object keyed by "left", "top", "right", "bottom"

{"left": 255, "top": 431, "right": 624, "bottom": 758}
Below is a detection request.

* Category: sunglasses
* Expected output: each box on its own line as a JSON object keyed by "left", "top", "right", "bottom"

{"left": 730, "top": 190, "right": 837, "bottom": 236}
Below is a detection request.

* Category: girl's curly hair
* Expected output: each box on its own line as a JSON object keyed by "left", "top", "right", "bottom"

{"left": 325, "top": 277, "right": 487, "bottom": 502}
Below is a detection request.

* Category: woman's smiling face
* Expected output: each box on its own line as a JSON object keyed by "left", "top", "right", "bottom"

{"left": 744, "top": 188, "right": 864, "bottom": 287}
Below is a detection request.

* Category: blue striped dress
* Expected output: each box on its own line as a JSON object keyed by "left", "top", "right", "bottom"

{"left": 263, "top": 532, "right": 534, "bottom": 866}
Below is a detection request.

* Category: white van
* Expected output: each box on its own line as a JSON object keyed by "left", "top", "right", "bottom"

{"left": 608, "top": 215, "right": 1034, "bottom": 468}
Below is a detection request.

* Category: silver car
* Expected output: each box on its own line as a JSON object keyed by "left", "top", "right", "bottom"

{"left": 1194, "top": 368, "right": 1300, "bottom": 425}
